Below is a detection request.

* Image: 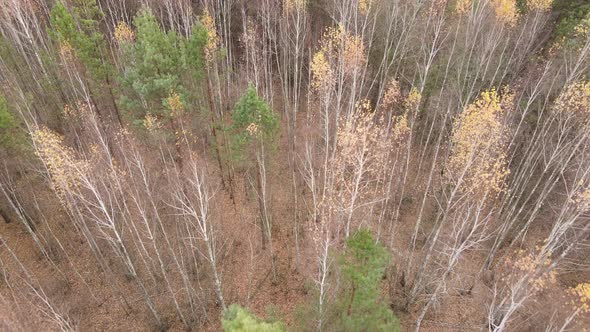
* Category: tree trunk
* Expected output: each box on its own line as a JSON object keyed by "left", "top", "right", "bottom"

{"left": 257, "top": 168, "right": 267, "bottom": 250}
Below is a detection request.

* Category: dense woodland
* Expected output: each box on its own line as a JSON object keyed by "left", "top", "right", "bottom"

{"left": 0, "top": 0, "right": 590, "bottom": 331}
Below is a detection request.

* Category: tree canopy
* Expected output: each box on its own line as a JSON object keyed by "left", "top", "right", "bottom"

{"left": 222, "top": 304, "right": 284, "bottom": 332}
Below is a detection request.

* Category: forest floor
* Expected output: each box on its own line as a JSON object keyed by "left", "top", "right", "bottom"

{"left": 1, "top": 120, "right": 589, "bottom": 331}
{"left": 0, "top": 127, "right": 313, "bottom": 331}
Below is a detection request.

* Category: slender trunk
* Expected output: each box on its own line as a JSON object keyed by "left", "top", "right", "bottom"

{"left": 105, "top": 73, "right": 123, "bottom": 127}
{"left": 205, "top": 70, "right": 230, "bottom": 196}
{"left": 257, "top": 163, "right": 267, "bottom": 250}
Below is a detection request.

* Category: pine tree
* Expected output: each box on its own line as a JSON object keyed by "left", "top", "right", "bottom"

{"left": 185, "top": 22, "right": 208, "bottom": 83}
{"left": 119, "top": 7, "right": 186, "bottom": 124}
{"left": 0, "top": 94, "right": 16, "bottom": 148}
{"left": 71, "top": 0, "right": 108, "bottom": 79}
{"left": 229, "top": 85, "right": 279, "bottom": 250}
{"left": 49, "top": 0, "right": 121, "bottom": 123}
{"left": 49, "top": 2, "right": 78, "bottom": 50}
{"left": 222, "top": 304, "right": 284, "bottom": 332}
{"left": 337, "top": 230, "right": 400, "bottom": 332}
{"left": 184, "top": 16, "right": 229, "bottom": 192}
{"left": 228, "top": 85, "right": 279, "bottom": 163}
{"left": 0, "top": 94, "right": 27, "bottom": 153}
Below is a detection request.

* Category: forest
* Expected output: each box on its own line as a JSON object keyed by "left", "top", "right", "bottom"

{"left": 0, "top": 0, "right": 589, "bottom": 331}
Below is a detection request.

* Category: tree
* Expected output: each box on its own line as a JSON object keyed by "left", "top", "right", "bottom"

{"left": 335, "top": 230, "right": 400, "bottom": 332}
{"left": 0, "top": 94, "right": 17, "bottom": 149}
{"left": 67, "top": 0, "right": 109, "bottom": 79}
{"left": 49, "top": 0, "right": 122, "bottom": 124}
{"left": 229, "top": 85, "right": 279, "bottom": 251}
{"left": 118, "top": 7, "right": 185, "bottom": 123}
{"left": 222, "top": 304, "right": 284, "bottom": 332}
{"left": 332, "top": 100, "right": 393, "bottom": 238}
{"left": 171, "top": 161, "right": 227, "bottom": 311}
{"left": 116, "top": 7, "right": 191, "bottom": 167}
{"left": 185, "top": 21, "right": 208, "bottom": 83}
{"left": 228, "top": 85, "right": 279, "bottom": 163}
{"left": 183, "top": 14, "right": 231, "bottom": 192}
{"left": 0, "top": 93, "right": 29, "bottom": 158}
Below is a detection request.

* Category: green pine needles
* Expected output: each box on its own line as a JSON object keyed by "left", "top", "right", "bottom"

{"left": 222, "top": 304, "right": 285, "bottom": 332}
{"left": 49, "top": 0, "right": 110, "bottom": 79}
{"left": 296, "top": 229, "right": 401, "bottom": 331}
{"left": 118, "top": 7, "right": 186, "bottom": 122}
{"left": 185, "top": 21, "right": 209, "bottom": 82}
{"left": 0, "top": 94, "right": 28, "bottom": 153}
{"left": 228, "top": 85, "right": 279, "bottom": 163}
{"left": 0, "top": 95, "right": 15, "bottom": 131}
{"left": 338, "top": 230, "right": 400, "bottom": 332}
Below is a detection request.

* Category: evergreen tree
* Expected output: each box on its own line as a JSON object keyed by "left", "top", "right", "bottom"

{"left": 0, "top": 94, "right": 28, "bottom": 153}
{"left": 49, "top": 0, "right": 121, "bottom": 123}
{"left": 0, "top": 94, "right": 16, "bottom": 144}
{"left": 228, "top": 85, "right": 279, "bottom": 163}
{"left": 71, "top": 0, "right": 109, "bottom": 79}
{"left": 50, "top": 0, "right": 110, "bottom": 79}
{"left": 49, "top": 2, "right": 78, "bottom": 49}
{"left": 222, "top": 304, "right": 284, "bottom": 332}
{"left": 337, "top": 230, "right": 400, "bottom": 332}
{"left": 119, "top": 7, "right": 186, "bottom": 123}
{"left": 185, "top": 22, "right": 209, "bottom": 83}
{"left": 229, "top": 85, "right": 279, "bottom": 248}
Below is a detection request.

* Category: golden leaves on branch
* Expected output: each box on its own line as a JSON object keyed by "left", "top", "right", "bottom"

{"left": 572, "top": 184, "right": 590, "bottom": 212}
{"left": 403, "top": 87, "right": 422, "bottom": 112}
{"left": 328, "top": 101, "right": 387, "bottom": 224}
{"left": 246, "top": 122, "right": 260, "bottom": 137}
{"left": 144, "top": 113, "right": 162, "bottom": 132}
{"left": 391, "top": 112, "right": 410, "bottom": 143}
{"left": 491, "top": 0, "right": 519, "bottom": 27}
{"left": 31, "top": 128, "right": 88, "bottom": 198}
{"left": 505, "top": 248, "right": 556, "bottom": 292}
{"left": 527, "top": 0, "right": 552, "bottom": 11}
{"left": 241, "top": 19, "right": 261, "bottom": 75}
{"left": 114, "top": 21, "right": 135, "bottom": 43}
{"left": 311, "top": 51, "right": 332, "bottom": 93}
{"left": 358, "top": 0, "right": 372, "bottom": 16}
{"left": 455, "top": 0, "right": 471, "bottom": 16}
{"left": 283, "top": 0, "right": 306, "bottom": 15}
{"left": 201, "top": 9, "right": 219, "bottom": 63}
{"left": 449, "top": 89, "right": 512, "bottom": 197}
{"left": 311, "top": 24, "right": 367, "bottom": 93}
{"left": 242, "top": 19, "right": 257, "bottom": 50}
{"left": 554, "top": 81, "right": 590, "bottom": 126}
{"left": 550, "top": 15, "right": 590, "bottom": 53}
{"left": 380, "top": 79, "right": 410, "bottom": 143}
{"left": 380, "top": 81, "right": 411, "bottom": 142}
{"left": 311, "top": 24, "right": 344, "bottom": 92}
{"left": 569, "top": 283, "right": 590, "bottom": 314}
{"left": 335, "top": 101, "right": 365, "bottom": 172}
{"left": 382, "top": 79, "right": 401, "bottom": 110}
{"left": 62, "top": 104, "right": 75, "bottom": 118}
{"left": 573, "top": 16, "right": 590, "bottom": 38}
{"left": 59, "top": 41, "right": 75, "bottom": 61}
{"left": 343, "top": 34, "right": 366, "bottom": 75}
{"left": 166, "top": 92, "right": 184, "bottom": 117}
{"left": 336, "top": 100, "right": 374, "bottom": 162}
{"left": 334, "top": 100, "right": 392, "bottom": 184}
{"left": 62, "top": 101, "right": 92, "bottom": 121}
{"left": 427, "top": 0, "right": 449, "bottom": 16}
